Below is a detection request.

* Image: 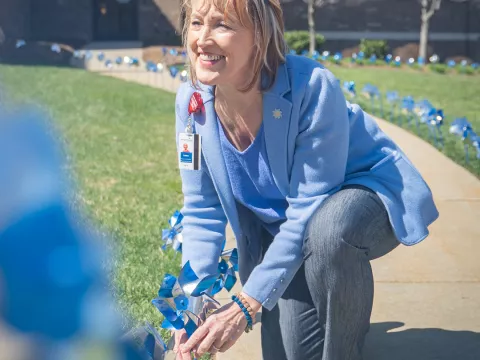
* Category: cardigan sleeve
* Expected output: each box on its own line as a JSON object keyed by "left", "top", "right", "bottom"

{"left": 242, "top": 67, "right": 350, "bottom": 310}
{"left": 175, "top": 85, "right": 227, "bottom": 279}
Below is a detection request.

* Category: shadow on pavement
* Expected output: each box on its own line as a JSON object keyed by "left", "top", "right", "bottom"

{"left": 365, "top": 322, "right": 480, "bottom": 360}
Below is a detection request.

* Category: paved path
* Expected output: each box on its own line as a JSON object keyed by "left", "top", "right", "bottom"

{"left": 79, "top": 49, "right": 480, "bottom": 359}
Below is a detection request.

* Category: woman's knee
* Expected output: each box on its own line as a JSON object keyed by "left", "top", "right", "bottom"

{"left": 304, "top": 186, "right": 391, "bottom": 258}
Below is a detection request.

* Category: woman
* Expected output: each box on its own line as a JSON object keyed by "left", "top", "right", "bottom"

{"left": 173, "top": 0, "right": 439, "bottom": 359}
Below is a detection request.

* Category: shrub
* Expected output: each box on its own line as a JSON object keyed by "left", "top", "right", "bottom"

{"left": 429, "top": 64, "right": 448, "bottom": 74}
{"left": 355, "top": 58, "right": 367, "bottom": 66}
{"left": 459, "top": 67, "right": 475, "bottom": 76}
{"left": 359, "top": 39, "right": 389, "bottom": 58}
{"left": 284, "top": 31, "right": 325, "bottom": 54}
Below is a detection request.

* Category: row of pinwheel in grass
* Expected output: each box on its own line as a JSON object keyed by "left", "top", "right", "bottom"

{"left": 297, "top": 50, "right": 479, "bottom": 75}
{"left": 342, "top": 81, "right": 480, "bottom": 164}
{"left": 13, "top": 39, "right": 189, "bottom": 81}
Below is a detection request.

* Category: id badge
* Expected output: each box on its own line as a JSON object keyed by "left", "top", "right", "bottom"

{"left": 178, "top": 132, "right": 201, "bottom": 170}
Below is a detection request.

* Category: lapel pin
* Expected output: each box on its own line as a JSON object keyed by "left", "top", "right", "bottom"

{"left": 273, "top": 109, "right": 282, "bottom": 119}
{"left": 186, "top": 92, "right": 204, "bottom": 133}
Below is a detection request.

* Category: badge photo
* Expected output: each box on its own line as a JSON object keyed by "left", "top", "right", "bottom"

{"left": 178, "top": 132, "right": 201, "bottom": 170}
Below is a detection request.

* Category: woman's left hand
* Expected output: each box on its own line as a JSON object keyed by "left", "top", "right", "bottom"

{"left": 179, "top": 299, "right": 252, "bottom": 358}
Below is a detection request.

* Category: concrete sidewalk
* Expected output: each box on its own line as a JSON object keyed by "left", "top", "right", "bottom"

{"left": 216, "top": 118, "right": 480, "bottom": 360}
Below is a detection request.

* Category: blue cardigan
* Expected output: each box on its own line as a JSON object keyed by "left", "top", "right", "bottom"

{"left": 175, "top": 55, "right": 439, "bottom": 311}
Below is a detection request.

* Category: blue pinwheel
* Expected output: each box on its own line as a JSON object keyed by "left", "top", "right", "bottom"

{"left": 152, "top": 261, "right": 218, "bottom": 336}
{"left": 425, "top": 108, "right": 445, "bottom": 148}
{"left": 385, "top": 91, "right": 399, "bottom": 122}
{"left": 400, "top": 96, "right": 415, "bottom": 128}
{"left": 343, "top": 81, "right": 356, "bottom": 99}
{"left": 146, "top": 61, "right": 157, "bottom": 72}
{"left": 180, "top": 70, "right": 188, "bottom": 83}
{"left": 394, "top": 56, "right": 402, "bottom": 67}
{"left": 51, "top": 43, "right": 61, "bottom": 54}
{"left": 312, "top": 50, "right": 320, "bottom": 61}
{"left": 362, "top": 84, "right": 383, "bottom": 116}
{"left": 169, "top": 66, "right": 179, "bottom": 78}
{"left": 161, "top": 211, "right": 184, "bottom": 252}
{"left": 0, "top": 110, "right": 146, "bottom": 359}
{"left": 333, "top": 52, "right": 342, "bottom": 64}
{"left": 351, "top": 53, "right": 357, "bottom": 63}
{"left": 131, "top": 57, "right": 140, "bottom": 66}
{"left": 449, "top": 117, "right": 475, "bottom": 163}
{"left": 16, "top": 39, "right": 26, "bottom": 48}
{"left": 415, "top": 99, "right": 434, "bottom": 132}
{"left": 471, "top": 134, "right": 480, "bottom": 160}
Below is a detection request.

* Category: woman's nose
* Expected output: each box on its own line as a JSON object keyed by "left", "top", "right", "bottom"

{"left": 197, "top": 26, "right": 213, "bottom": 46}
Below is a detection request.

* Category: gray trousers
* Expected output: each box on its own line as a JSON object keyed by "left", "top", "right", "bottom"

{"left": 259, "top": 185, "right": 400, "bottom": 360}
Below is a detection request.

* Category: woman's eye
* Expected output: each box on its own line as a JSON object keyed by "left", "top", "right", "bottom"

{"left": 218, "top": 22, "right": 231, "bottom": 29}
{"left": 191, "top": 20, "right": 201, "bottom": 26}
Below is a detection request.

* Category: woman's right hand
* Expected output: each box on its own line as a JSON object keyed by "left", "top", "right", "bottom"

{"left": 174, "top": 329, "right": 190, "bottom": 360}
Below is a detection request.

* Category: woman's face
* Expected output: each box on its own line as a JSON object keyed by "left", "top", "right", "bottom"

{"left": 187, "top": 0, "right": 255, "bottom": 88}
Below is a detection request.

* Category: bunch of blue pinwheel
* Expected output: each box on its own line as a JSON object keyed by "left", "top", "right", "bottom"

{"left": 449, "top": 117, "right": 480, "bottom": 163}
{"left": 151, "top": 246, "right": 239, "bottom": 335}
{"left": 149, "top": 212, "right": 239, "bottom": 356}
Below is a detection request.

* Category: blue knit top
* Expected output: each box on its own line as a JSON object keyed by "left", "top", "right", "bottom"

{"left": 218, "top": 118, "right": 288, "bottom": 236}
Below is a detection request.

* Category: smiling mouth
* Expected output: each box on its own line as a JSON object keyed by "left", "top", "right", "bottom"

{"left": 199, "top": 53, "right": 225, "bottom": 62}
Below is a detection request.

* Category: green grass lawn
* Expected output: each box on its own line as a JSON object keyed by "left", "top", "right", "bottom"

{"left": 0, "top": 63, "right": 479, "bottom": 332}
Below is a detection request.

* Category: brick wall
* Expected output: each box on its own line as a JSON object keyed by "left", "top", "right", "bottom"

{"left": 29, "top": 0, "right": 92, "bottom": 46}
{"left": 281, "top": 0, "right": 480, "bottom": 60}
{"left": 0, "top": 0, "right": 478, "bottom": 59}
{"left": 139, "top": 0, "right": 182, "bottom": 45}
{"left": 0, "top": 0, "right": 30, "bottom": 42}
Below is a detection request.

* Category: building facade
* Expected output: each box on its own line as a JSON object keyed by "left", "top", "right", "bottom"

{"left": 1, "top": 0, "right": 479, "bottom": 60}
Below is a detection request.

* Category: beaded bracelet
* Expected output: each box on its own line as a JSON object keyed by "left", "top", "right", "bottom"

{"left": 237, "top": 293, "right": 257, "bottom": 325}
{"left": 231, "top": 295, "right": 253, "bottom": 333}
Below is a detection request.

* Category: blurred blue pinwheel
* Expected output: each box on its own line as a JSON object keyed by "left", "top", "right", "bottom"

{"left": 400, "top": 96, "right": 415, "bottom": 128}
{"left": 333, "top": 52, "right": 342, "bottom": 64}
{"left": 449, "top": 117, "right": 472, "bottom": 138}
{"left": 362, "top": 84, "right": 383, "bottom": 116}
{"left": 449, "top": 117, "right": 476, "bottom": 163}
{"left": 385, "top": 91, "right": 399, "bottom": 122}
{"left": 343, "top": 81, "right": 356, "bottom": 98}
{"left": 424, "top": 108, "right": 445, "bottom": 147}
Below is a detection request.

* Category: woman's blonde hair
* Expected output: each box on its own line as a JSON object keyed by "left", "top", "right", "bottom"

{"left": 180, "top": 0, "right": 286, "bottom": 92}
